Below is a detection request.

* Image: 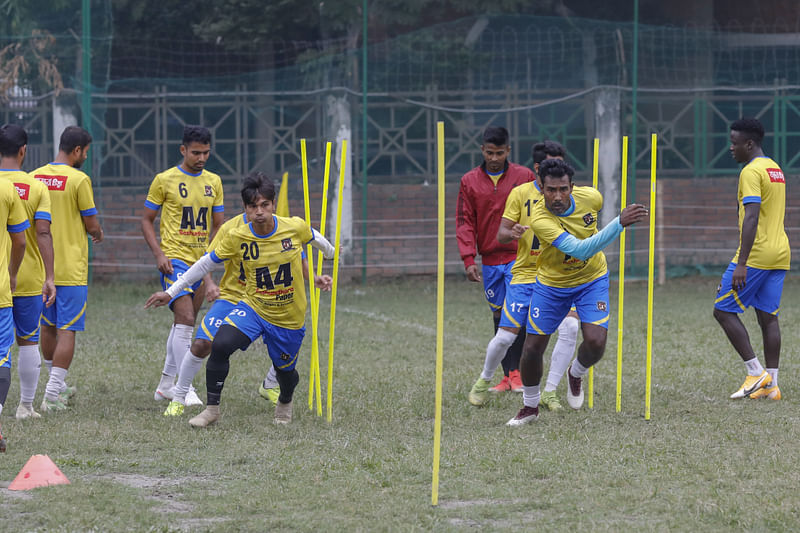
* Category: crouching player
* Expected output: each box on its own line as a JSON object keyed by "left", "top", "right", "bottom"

{"left": 146, "top": 172, "right": 333, "bottom": 426}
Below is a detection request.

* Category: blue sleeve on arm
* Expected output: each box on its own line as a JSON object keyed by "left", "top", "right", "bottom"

{"left": 551, "top": 217, "right": 623, "bottom": 261}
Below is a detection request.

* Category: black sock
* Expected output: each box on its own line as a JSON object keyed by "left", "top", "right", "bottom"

{"left": 276, "top": 369, "right": 299, "bottom": 404}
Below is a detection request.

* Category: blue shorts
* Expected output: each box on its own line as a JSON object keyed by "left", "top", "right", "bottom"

{"left": 0, "top": 307, "right": 15, "bottom": 368}
{"left": 222, "top": 301, "right": 305, "bottom": 372}
{"left": 196, "top": 299, "right": 237, "bottom": 342}
{"left": 714, "top": 263, "right": 786, "bottom": 315}
{"left": 160, "top": 259, "right": 203, "bottom": 306}
{"left": 499, "top": 282, "right": 535, "bottom": 329}
{"left": 41, "top": 285, "right": 88, "bottom": 331}
{"left": 13, "top": 294, "right": 44, "bottom": 342}
{"left": 527, "top": 274, "right": 610, "bottom": 335}
{"left": 482, "top": 262, "right": 513, "bottom": 311}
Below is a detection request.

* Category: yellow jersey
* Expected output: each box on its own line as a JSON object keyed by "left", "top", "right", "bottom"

{"left": 732, "top": 157, "right": 790, "bottom": 270}
{"left": 501, "top": 181, "right": 543, "bottom": 285}
{"left": 144, "top": 166, "right": 224, "bottom": 265}
{"left": 530, "top": 186, "right": 606, "bottom": 288}
{"left": 208, "top": 212, "right": 248, "bottom": 304}
{"left": 0, "top": 170, "right": 51, "bottom": 297}
{"left": 0, "top": 179, "right": 31, "bottom": 307}
{"left": 210, "top": 215, "right": 313, "bottom": 329}
{"left": 31, "top": 163, "right": 97, "bottom": 286}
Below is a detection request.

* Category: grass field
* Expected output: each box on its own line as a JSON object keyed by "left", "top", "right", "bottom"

{"left": 2, "top": 275, "right": 800, "bottom": 531}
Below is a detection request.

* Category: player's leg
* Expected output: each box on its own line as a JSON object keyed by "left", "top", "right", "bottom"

{"left": 540, "top": 310, "right": 579, "bottom": 411}
{"left": 482, "top": 264, "right": 512, "bottom": 392}
{"left": 713, "top": 264, "right": 771, "bottom": 398}
{"left": 40, "top": 304, "right": 57, "bottom": 375}
{"left": 13, "top": 295, "right": 44, "bottom": 419}
{"left": 262, "top": 322, "right": 305, "bottom": 425}
{"left": 565, "top": 275, "right": 611, "bottom": 409}
{"left": 258, "top": 364, "right": 280, "bottom": 405}
{"left": 0, "top": 307, "right": 16, "bottom": 450}
{"left": 0, "top": 363, "right": 9, "bottom": 453}
{"left": 41, "top": 286, "right": 85, "bottom": 412}
{"left": 469, "top": 282, "right": 532, "bottom": 406}
{"left": 497, "top": 263, "right": 524, "bottom": 390}
{"left": 748, "top": 270, "right": 786, "bottom": 400}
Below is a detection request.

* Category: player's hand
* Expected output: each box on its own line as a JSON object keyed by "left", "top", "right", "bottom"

{"left": 465, "top": 264, "right": 481, "bottom": 282}
{"left": 731, "top": 264, "right": 747, "bottom": 292}
{"left": 91, "top": 228, "right": 104, "bottom": 244}
{"left": 510, "top": 224, "right": 529, "bottom": 240}
{"left": 145, "top": 291, "right": 171, "bottom": 309}
{"left": 205, "top": 282, "right": 220, "bottom": 302}
{"left": 619, "top": 204, "right": 648, "bottom": 227}
{"left": 42, "top": 279, "right": 56, "bottom": 308}
{"left": 314, "top": 275, "right": 333, "bottom": 291}
{"left": 156, "top": 252, "right": 173, "bottom": 275}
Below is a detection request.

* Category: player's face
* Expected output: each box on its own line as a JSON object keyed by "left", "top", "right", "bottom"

{"left": 246, "top": 194, "right": 274, "bottom": 226}
{"left": 72, "top": 145, "right": 90, "bottom": 169}
{"left": 534, "top": 154, "right": 564, "bottom": 187}
{"left": 729, "top": 130, "right": 752, "bottom": 164}
{"left": 180, "top": 142, "right": 211, "bottom": 173}
{"left": 481, "top": 143, "right": 510, "bottom": 174}
{"left": 541, "top": 174, "right": 573, "bottom": 215}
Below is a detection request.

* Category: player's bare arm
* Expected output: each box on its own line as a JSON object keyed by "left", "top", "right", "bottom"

{"left": 35, "top": 218, "right": 56, "bottom": 307}
{"left": 8, "top": 230, "right": 25, "bottom": 294}
{"left": 140, "top": 208, "right": 172, "bottom": 275}
{"left": 497, "top": 217, "right": 528, "bottom": 244}
{"left": 732, "top": 203, "right": 759, "bottom": 291}
{"left": 82, "top": 213, "right": 104, "bottom": 244}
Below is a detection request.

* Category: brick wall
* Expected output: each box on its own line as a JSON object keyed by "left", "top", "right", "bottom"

{"left": 91, "top": 175, "right": 797, "bottom": 283}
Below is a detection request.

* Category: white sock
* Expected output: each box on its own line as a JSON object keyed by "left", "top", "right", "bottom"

{"left": 43, "top": 358, "right": 53, "bottom": 374}
{"left": 17, "top": 345, "right": 41, "bottom": 404}
{"left": 45, "top": 366, "right": 68, "bottom": 401}
{"left": 546, "top": 316, "right": 579, "bottom": 392}
{"left": 263, "top": 365, "right": 278, "bottom": 388}
{"left": 570, "top": 359, "right": 590, "bottom": 379}
{"left": 158, "top": 373, "right": 175, "bottom": 391}
{"left": 162, "top": 324, "right": 177, "bottom": 376}
{"left": 766, "top": 368, "right": 778, "bottom": 387}
{"left": 0, "top": 403, "right": 3, "bottom": 416}
{"left": 480, "top": 329, "right": 517, "bottom": 380}
{"left": 171, "top": 325, "right": 194, "bottom": 375}
{"left": 173, "top": 352, "right": 205, "bottom": 403}
{"left": 522, "top": 385, "right": 540, "bottom": 408}
{"left": 744, "top": 357, "right": 764, "bottom": 377}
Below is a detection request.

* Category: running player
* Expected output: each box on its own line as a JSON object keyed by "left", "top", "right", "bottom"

{"left": 506, "top": 159, "right": 647, "bottom": 426}
{"left": 0, "top": 124, "right": 55, "bottom": 419}
{"left": 32, "top": 126, "right": 104, "bottom": 413}
{"left": 145, "top": 172, "right": 334, "bottom": 426}
{"left": 714, "top": 118, "right": 790, "bottom": 401}
{"left": 467, "top": 140, "right": 579, "bottom": 411}
{"left": 142, "top": 125, "right": 224, "bottom": 406}
{"left": 456, "top": 126, "right": 534, "bottom": 392}
{"left": 0, "top": 152, "right": 30, "bottom": 451}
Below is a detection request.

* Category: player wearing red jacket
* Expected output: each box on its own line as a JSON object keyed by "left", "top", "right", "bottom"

{"left": 455, "top": 126, "right": 534, "bottom": 391}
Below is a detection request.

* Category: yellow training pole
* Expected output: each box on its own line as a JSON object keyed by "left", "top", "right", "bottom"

{"left": 326, "top": 140, "right": 347, "bottom": 423}
{"left": 276, "top": 171, "right": 290, "bottom": 216}
{"left": 431, "top": 121, "right": 445, "bottom": 507}
{"left": 588, "top": 138, "right": 599, "bottom": 409}
{"left": 300, "top": 139, "right": 320, "bottom": 411}
{"left": 309, "top": 142, "right": 332, "bottom": 416}
{"left": 616, "top": 136, "right": 628, "bottom": 413}
{"left": 645, "top": 134, "right": 657, "bottom": 420}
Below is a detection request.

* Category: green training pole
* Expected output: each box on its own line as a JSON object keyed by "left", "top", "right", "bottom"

{"left": 629, "top": 0, "right": 639, "bottom": 268}
{"left": 361, "top": 0, "right": 368, "bottom": 284}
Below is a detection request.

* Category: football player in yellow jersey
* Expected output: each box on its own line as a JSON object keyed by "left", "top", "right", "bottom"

{"left": 468, "top": 141, "right": 580, "bottom": 411}
{"left": 31, "top": 126, "right": 104, "bottom": 414}
{"left": 714, "top": 118, "right": 790, "bottom": 401}
{"left": 507, "top": 159, "right": 647, "bottom": 426}
{"left": 142, "top": 125, "right": 225, "bottom": 407}
{"left": 0, "top": 145, "right": 29, "bottom": 451}
{"left": 146, "top": 172, "right": 334, "bottom": 426}
{"left": 0, "top": 124, "right": 55, "bottom": 421}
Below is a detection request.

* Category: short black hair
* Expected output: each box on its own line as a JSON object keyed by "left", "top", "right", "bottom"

{"left": 182, "top": 125, "right": 212, "bottom": 146}
{"left": 0, "top": 123, "right": 27, "bottom": 157}
{"left": 59, "top": 126, "right": 92, "bottom": 153}
{"left": 241, "top": 171, "right": 276, "bottom": 205}
{"left": 532, "top": 140, "right": 566, "bottom": 165}
{"left": 538, "top": 158, "right": 575, "bottom": 184}
{"left": 482, "top": 126, "right": 509, "bottom": 147}
{"left": 730, "top": 118, "right": 765, "bottom": 146}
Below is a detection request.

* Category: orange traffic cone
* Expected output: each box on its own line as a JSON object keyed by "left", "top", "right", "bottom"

{"left": 9, "top": 454, "right": 70, "bottom": 490}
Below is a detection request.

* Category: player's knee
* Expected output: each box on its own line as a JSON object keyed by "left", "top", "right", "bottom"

{"left": 557, "top": 316, "right": 579, "bottom": 340}
{"left": 494, "top": 328, "right": 517, "bottom": 350}
{"left": 191, "top": 338, "right": 212, "bottom": 358}
{"left": 209, "top": 325, "right": 250, "bottom": 363}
